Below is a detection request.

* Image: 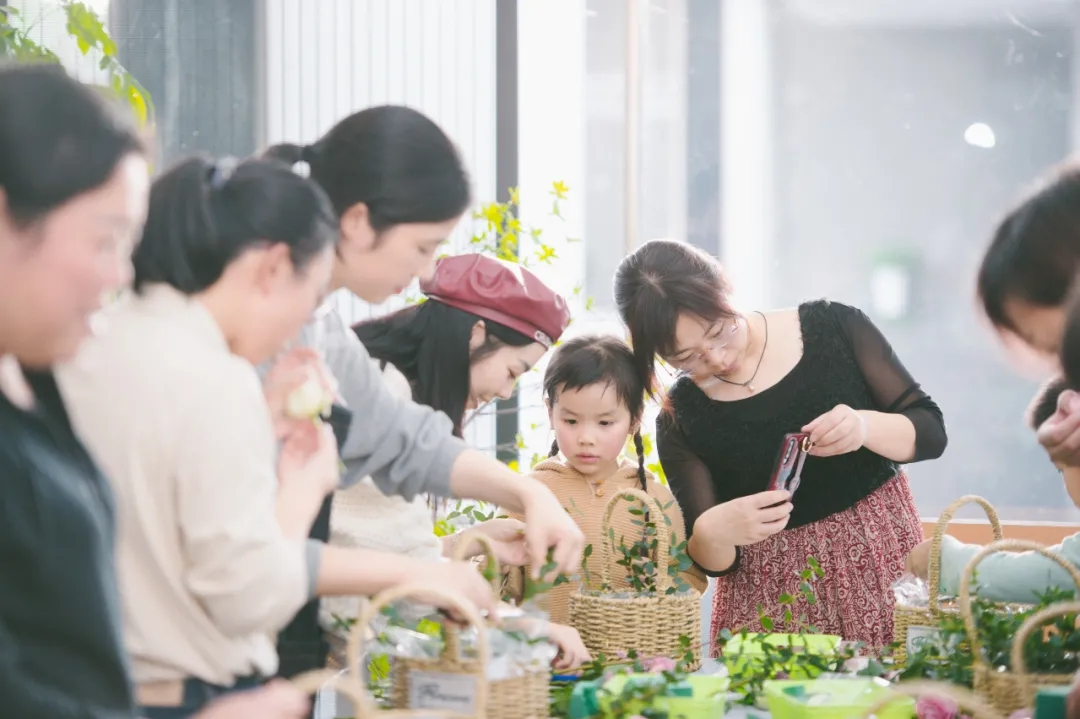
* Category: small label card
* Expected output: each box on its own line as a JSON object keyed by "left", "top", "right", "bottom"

{"left": 906, "top": 625, "right": 938, "bottom": 657}
{"left": 407, "top": 670, "right": 478, "bottom": 714}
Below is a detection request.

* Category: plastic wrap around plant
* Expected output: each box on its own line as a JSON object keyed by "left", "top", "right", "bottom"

{"left": 369, "top": 599, "right": 557, "bottom": 681}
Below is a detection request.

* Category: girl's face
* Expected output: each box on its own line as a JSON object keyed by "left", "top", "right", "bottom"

{"left": 335, "top": 203, "right": 463, "bottom": 304}
{"left": 548, "top": 381, "right": 634, "bottom": 477}
{"left": 668, "top": 312, "right": 750, "bottom": 378}
{"left": 0, "top": 154, "right": 149, "bottom": 366}
{"left": 227, "top": 243, "right": 335, "bottom": 365}
{"left": 466, "top": 322, "right": 547, "bottom": 410}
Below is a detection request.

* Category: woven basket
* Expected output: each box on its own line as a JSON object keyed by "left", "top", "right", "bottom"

{"left": 959, "top": 539, "right": 1080, "bottom": 716}
{"left": 292, "top": 581, "right": 489, "bottom": 718}
{"left": 893, "top": 494, "right": 1003, "bottom": 665}
{"left": 568, "top": 487, "right": 702, "bottom": 671}
{"left": 387, "top": 534, "right": 549, "bottom": 719}
{"left": 864, "top": 680, "right": 1005, "bottom": 719}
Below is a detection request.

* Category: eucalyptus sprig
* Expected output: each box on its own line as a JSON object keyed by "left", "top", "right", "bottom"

{"left": 522, "top": 547, "right": 572, "bottom": 603}
{"left": 603, "top": 497, "right": 694, "bottom": 596}
{"left": 716, "top": 557, "right": 891, "bottom": 707}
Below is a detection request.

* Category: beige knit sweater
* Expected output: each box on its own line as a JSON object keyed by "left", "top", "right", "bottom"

{"left": 506, "top": 457, "right": 706, "bottom": 625}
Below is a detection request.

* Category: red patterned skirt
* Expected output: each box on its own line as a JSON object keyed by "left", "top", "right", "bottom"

{"left": 710, "top": 473, "right": 922, "bottom": 654}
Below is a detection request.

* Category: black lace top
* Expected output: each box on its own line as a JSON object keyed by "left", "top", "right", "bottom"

{"left": 658, "top": 300, "right": 946, "bottom": 570}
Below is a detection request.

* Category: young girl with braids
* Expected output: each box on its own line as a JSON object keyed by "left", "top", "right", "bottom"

{"left": 507, "top": 335, "right": 706, "bottom": 625}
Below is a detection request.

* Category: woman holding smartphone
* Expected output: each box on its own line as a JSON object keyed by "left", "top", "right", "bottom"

{"left": 614, "top": 239, "right": 947, "bottom": 650}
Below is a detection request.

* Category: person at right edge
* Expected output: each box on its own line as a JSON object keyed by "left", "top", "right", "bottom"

{"left": 613, "top": 239, "right": 947, "bottom": 652}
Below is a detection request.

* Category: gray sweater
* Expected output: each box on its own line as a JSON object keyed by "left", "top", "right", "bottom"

{"left": 272, "top": 304, "right": 467, "bottom": 501}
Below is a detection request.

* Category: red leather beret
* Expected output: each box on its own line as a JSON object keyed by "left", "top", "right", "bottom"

{"left": 420, "top": 254, "right": 571, "bottom": 348}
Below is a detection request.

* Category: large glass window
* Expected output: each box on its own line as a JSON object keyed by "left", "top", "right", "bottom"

{"left": 17, "top": 0, "right": 1077, "bottom": 521}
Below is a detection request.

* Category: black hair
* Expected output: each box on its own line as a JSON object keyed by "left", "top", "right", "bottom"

{"left": 613, "top": 239, "right": 736, "bottom": 398}
{"left": 263, "top": 106, "right": 470, "bottom": 237}
{"left": 1028, "top": 377, "right": 1068, "bottom": 430}
{"left": 978, "top": 164, "right": 1080, "bottom": 335}
{"left": 543, "top": 335, "right": 649, "bottom": 492}
{"left": 0, "top": 63, "right": 145, "bottom": 228}
{"left": 132, "top": 155, "right": 338, "bottom": 294}
{"left": 353, "top": 299, "right": 533, "bottom": 436}
{"left": 1061, "top": 288, "right": 1080, "bottom": 392}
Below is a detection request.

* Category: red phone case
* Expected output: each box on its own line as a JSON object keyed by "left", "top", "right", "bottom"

{"left": 766, "top": 432, "right": 813, "bottom": 495}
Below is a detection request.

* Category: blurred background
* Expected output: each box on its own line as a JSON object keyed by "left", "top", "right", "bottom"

{"left": 8, "top": 0, "right": 1079, "bottom": 526}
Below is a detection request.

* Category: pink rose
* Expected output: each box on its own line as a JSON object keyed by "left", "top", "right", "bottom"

{"left": 916, "top": 695, "right": 960, "bottom": 719}
{"left": 640, "top": 656, "right": 678, "bottom": 674}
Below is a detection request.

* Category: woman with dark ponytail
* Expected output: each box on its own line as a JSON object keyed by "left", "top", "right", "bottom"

{"left": 504, "top": 334, "right": 706, "bottom": 625}
{"left": 261, "top": 107, "right": 585, "bottom": 680}
{"left": 56, "top": 153, "right": 496, "bottom": 717}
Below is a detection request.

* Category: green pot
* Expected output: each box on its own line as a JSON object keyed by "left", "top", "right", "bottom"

{"left": 722, "top": 633, "right": 841, "bottom": 679}
{"left": 764, "top": 678, "right": 914, "bottom": 719}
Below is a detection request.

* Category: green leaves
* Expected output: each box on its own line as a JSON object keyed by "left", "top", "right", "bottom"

{"left": 718, "top": 557, "right": 888, "bottom": 707}
{"left": 521, "top": 547, "right": 571, "bottom": 602}
{"left": 900, "top": 583, "right": 1080, "bottom": 686}
{"left": 1, "top": 2, "right": 153, "bottom": 125}
{"left": 604, "top": 500, "right": 695, "bottom": 596}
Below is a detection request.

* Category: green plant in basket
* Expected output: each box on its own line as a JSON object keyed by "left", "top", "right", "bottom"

{"left": 900, "top": 584, "right": 1080, "bottom": 687}
{"left": 717, "top": 557, "right": 892, "bottom": 707}
{"left": 598, "top": 496, "right": 694, "bottom": 596}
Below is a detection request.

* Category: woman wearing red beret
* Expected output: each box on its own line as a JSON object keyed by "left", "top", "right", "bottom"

{"left": 321, "top": 253, "right": 591, "bottom": 671}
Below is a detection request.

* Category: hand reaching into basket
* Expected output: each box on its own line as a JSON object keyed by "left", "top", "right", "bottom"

{"left": 548, "top": 622, "right": 592, "bottom": 670}
{"left": 450, "top": 518, "right": 529, "bottom": 567}
{"left": 421, "top": 560, "right": 501, "bottom": 618}
{"left": 906, "top": 538, "right": 932, "bottom": 579}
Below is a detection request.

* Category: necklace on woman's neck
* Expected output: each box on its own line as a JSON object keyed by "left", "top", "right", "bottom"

{"left": 714, "top": 311, "right": 768, "bottom": 393}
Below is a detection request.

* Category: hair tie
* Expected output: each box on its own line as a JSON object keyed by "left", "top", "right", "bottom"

{"left": 207, "top": 156, "right": 238, "bottom": 190}
{"left": 291, "top": 145, "right": 313, "bottom": 179}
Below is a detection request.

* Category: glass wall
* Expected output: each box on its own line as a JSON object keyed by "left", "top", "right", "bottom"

{"left": 520, "top": 0, "right": 1080, "bottom": 523}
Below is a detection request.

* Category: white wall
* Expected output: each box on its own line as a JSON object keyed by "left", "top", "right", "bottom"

{"left": 516, "top": 0, "right": 590, "bottom": 464}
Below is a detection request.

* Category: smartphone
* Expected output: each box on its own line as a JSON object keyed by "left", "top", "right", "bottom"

{"left": 766, "top": 432, "right": 813, "bottom": 496}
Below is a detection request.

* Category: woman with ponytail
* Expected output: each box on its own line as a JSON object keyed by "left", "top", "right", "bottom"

{"left": 261, "top": 107, "right": 584, "bottom": 680}
{"left": 505, "top": 334, "right": 707, "bottom": 625}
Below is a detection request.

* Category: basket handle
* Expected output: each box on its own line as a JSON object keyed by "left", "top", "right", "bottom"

{"left": 959, "top": 539, "right": 1080, "bottom": 672}
{"left": 450, "top": 530, "right": 502, "bottom": 595}
{"left": 599, "top": 487, "right": 673, "bottom": 592}
{"left": 320, "top": 582, "right": 492, "bottom": 718}
{"left": 927, "top": 495, "right": 1003, "bottom": 613}
{"left": 863, "top": 679, "right": 1005, "bottom": 719}
{"left": 1010, "top": 600, "right": 1080, "bottom": 705}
